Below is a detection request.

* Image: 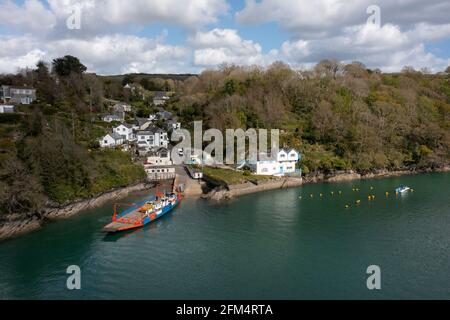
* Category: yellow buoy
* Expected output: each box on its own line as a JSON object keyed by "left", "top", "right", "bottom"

{"left": 331, "top": 191, "right": 334, "bottom": 195}
{"left": 345, "top": 205, "right": 350, "bottom": 209}
{"left": 310, "top": 194, "right": 314, "bottom": 198}
{"left": 386, "top": 192, "right": 389, "bottom": 196}
{"left": 320, "top": 193, "right": 323, "bottom": 197}
{"left": 411, "top": 189, "right": 414, "bottom": 192}
{"left": 339, "top": 191, "right": 342, "bottom": 195}
{"left": 356, "top": 200, "right": 361, "bottom": 205}
{"left": 370, "top": 186, "right": 374, "bottom": 190}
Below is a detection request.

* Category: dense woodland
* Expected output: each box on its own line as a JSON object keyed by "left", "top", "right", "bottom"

{"left": 0, "top": 56, "right": 449, "bottom": 217}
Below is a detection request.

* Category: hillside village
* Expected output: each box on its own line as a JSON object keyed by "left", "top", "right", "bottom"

{"left": 0, "top": 74, "right": 301, "bottom": 193}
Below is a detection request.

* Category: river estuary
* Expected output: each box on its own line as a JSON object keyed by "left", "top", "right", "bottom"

{"left": 0, "top": 173, "right": 449, "bottom": 299}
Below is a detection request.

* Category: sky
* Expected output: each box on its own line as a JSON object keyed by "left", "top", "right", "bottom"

{"left": 0, "top": 0, "right": 450, "bottom": 75}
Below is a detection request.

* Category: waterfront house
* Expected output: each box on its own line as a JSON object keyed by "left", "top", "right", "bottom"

{"left": 145, "top": 166, "right": 176, "bottom": 180}
{"left": 1, "top": 85, "right": 36, "bottom": 105}
{"left": 0, "top": 105, "right": 16, "bottom": 113}
{"left": 250, "top": 149, "right": 301, "bottom": 176}
{"left": 186, "top": 165, "right": 204, "bottom": 180}
{"left": 113, "top": 123, "right": 136, "bottom": 141}
{"left": 145, "top": 147, "right": 173, "bottom": 166}
{"left": 137, "top": 127, "right": 169, "bottom": 150}
{"left": 99, "top": 133, "right": 125, "bottom": 148}
{"left": 153, "top": 92, "right": 170, "bottom": 106}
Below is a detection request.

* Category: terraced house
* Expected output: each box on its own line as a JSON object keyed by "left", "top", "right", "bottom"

{"left": 137, "top": 127, "right": 169, "bottom": 154}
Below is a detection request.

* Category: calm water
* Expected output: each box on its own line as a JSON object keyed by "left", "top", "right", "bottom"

{"left": 0, "top": 173, "right": 449, "bottom": 300}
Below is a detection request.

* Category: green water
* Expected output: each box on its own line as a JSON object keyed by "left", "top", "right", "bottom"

{"left": 0, "top": 173, "right": 449, "bottom": 300}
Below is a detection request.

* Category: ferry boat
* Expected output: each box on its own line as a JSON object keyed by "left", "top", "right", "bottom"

{"left": 103, "top": 192, "right": 182, "bottom": 233}
{"left": 396, "top": 185, "right": 411, "bottom": 194}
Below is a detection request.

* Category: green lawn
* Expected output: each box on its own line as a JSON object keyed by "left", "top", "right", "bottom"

{"left": 203, "top": 167, "right": 272, "bottom": 186}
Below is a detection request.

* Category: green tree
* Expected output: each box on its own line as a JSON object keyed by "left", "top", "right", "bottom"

{"left": 52, "top": 55, "right": 87, "bottom": 77}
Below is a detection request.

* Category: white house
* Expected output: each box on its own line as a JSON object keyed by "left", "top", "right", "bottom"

{"left": 146, "top": 148, "right": 173, "bottom": 166}
{"left": 0, "top": 105, "right": 15, "bottom": 113}
{"left": 1, "top": 86, "right": 36, "bottom": 105}
{"left": 166, "top": 119, "right": 181, "bottom": 131}
{"left": 113, "top": 124, "right": 135, "bottom": 141}
{"left": 99, "top": 133, "right": 125, "bottom": 148}
{"left": 145, "top": 166, "right": 176, "bottom": 180}
{"left": 113, "top": 103, "right": 132, "bottom": 113}
{"left": 250, "top": 149, "right": 301, "bottom": 176}
{"left": 153, "top": 92, "right": 170, "bottom": 106}
{"left": 103, "top": 114, "right": 123, "bottom": 123}
{"left": 137, "top": 127, "right": 169, "bottom": 150}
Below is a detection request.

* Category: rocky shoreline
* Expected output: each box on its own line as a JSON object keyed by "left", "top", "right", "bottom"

{"left": 0, "top": 182, "right": 154, "bottom": 242}
{"left": 204, "top": 166, "right": 450, "bottom": 201}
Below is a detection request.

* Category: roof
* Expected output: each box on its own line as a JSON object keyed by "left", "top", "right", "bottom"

{"left": 136, "top": 117, "right": 152, "bottom": 126}
{"left": 137, "top": 126, "right": 166, "bottom": 135}
{"left": 116, "top": 123, "right": 134, "bottom": 129}
{"left": 280, "top": 148, "right": 299, "bottom": 154}
{"left": 156, "top": 110, "right": 173, "bottom": 120}
{"left": 148, "top": 147, "right": 170, "bottom": 157}
{"left": 110, "top": 132, "right": 124, "bottom": 140}
{"left": 154, "top": 91, "right": 169, "bottom": 99}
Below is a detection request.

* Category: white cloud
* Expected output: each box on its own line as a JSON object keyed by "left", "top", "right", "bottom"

{"left": 190, "top": 28, "right": 278, "bottom": 67}
{"left": 0, "top": 33, "right": 193, "bottom": 75}
{"left": 237, "top": 0, "right": 450, "bottom": 72}
{"left": 281, "top": 23, "right": 450, "bottom": 72}
{"left": 0, "top": 0, "right": 449, "bottom": 74}
{"left": 0, "top": 0, "right": 56, "bottom": 33}
{"left": 46, "top": 0, "right": 228, "bottom": 35}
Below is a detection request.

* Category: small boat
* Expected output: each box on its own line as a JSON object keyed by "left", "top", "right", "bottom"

{"left": 395, "top": 185, "right": 411, "bottom": 194}
{"left": 103, "top": 192, "right": 182, "bottom": 233}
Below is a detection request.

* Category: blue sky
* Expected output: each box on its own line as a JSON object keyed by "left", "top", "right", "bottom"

{"left": 0, "top": 0, "right": 449, "bottom": 74}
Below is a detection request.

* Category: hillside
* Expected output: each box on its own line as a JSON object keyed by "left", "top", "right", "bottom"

{"left": 165, "top": 62, "right": 450, "bottom": 174}
{"left": 0, "top": 57, "right": 449, "bottom": 218}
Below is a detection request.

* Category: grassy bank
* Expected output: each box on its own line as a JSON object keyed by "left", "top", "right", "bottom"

{"left": 203, "top": 167, "right": 273, "bottom": 186}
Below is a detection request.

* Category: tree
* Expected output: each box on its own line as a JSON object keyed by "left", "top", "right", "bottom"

{"left": 122, "top": 74, "right": 135, "bottom": 86}
{"left": 52, "top": 55, "right": 87, "bottom": 77}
